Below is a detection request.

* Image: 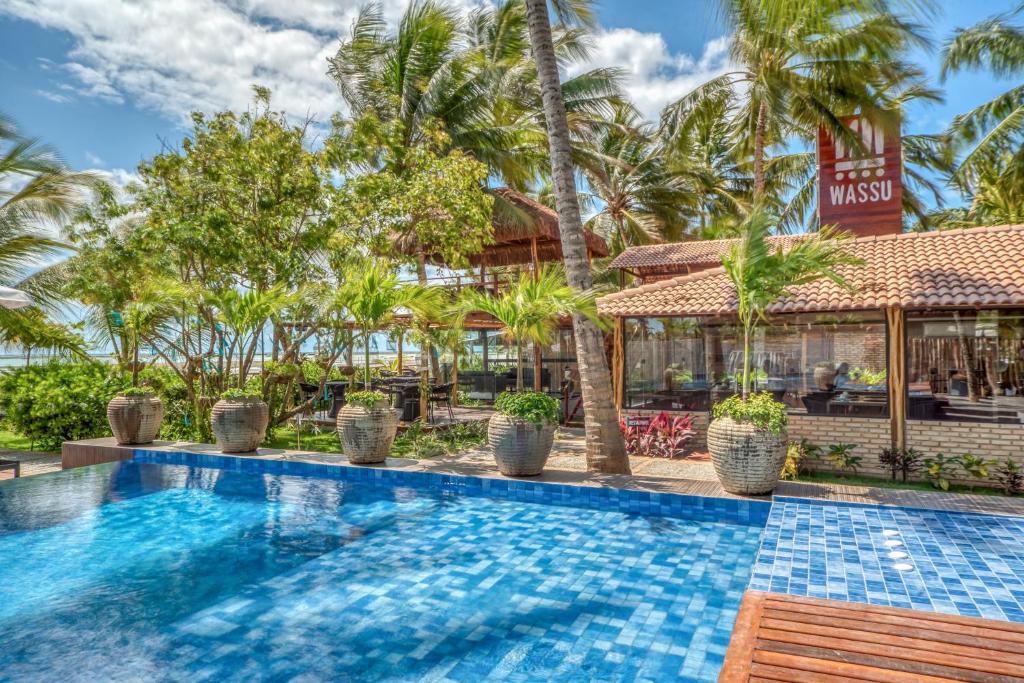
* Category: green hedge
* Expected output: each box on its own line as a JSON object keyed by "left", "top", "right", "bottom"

{"left": 0, "top": 361, "right": 129, "bottom": 450}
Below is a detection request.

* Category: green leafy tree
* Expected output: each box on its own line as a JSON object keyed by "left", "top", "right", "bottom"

{"left": 721, "top": 211, "right": 862, "bottom": 398}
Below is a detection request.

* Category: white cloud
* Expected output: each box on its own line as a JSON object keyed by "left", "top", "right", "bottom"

{"left": 84, "top": 151, "right": 105, "bottom": 166}
{"left": 568, "top": 29, "right": 735, "bottom": 122}
{"left": 2, "top": 0, "right": 485, "bottom": 128}
{"left": 35, "top": 89, "right": 73, "bottom": 104}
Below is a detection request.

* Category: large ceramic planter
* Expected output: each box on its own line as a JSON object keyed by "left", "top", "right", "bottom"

{"left": 813, "top": 365, "right": 836, "bottom": 391}
{"left": 487, "top": 414, "right": 556, "bottom": 477}
{"left": 707, "top": 415, "right": 787, "bottom": 495}
{"left": 211, "top": 397, "right": 269, "bottom": 453}
{"left": 107, "top": 394, "right": 163, "bottom": 445}
{"left": 337, "top": 401, "right": 399, "bottom": 464}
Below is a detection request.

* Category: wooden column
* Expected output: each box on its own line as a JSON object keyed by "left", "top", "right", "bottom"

{"left": 612, "top": 317, "right": 625, "bottom": 411}
{"left": 396, "top": 329, "right": 404, "bottom": 373}
{"left": 531, "top": 237, "right": 543, "bottom": 392}
{"left": 886, "top": 307, "right": 906, "bottom": 450}
{"left": 451, "top": 342, "right": 459, "bottom": 407}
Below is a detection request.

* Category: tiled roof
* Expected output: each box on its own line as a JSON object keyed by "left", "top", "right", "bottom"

{"left": 609, "top": 234, "right": 806, "bottom": 270}
{"left": 598, "top": 225, "right": 1024, "bottom": 317}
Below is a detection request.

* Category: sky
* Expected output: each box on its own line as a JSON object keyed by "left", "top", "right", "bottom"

{"left": 0, "top": 0, "right": 1020, "bottom": 205}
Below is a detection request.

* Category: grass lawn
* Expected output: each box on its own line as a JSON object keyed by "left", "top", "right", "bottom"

{"left": 794, "top": 471, "right": 1006, "bottom": 497}
{"left": 263, "top": 421, "right": 487, "bottom": 459}
{"left": 0, "top": 429, "right": 58, "bottom": 454}
{"left": 264, "top": 426, "right": 343, "bottom": 454}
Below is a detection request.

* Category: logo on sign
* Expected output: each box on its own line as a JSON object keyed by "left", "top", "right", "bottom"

{"left": 818, "top": 113, "right": 902, "bottom": 236}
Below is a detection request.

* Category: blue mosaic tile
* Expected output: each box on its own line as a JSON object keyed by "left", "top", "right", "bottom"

{"left": 0, "top": 455, "right": 767, "bottom": 681}
{"left": 752, "top": 496, "right": 1024, "bottom": 623}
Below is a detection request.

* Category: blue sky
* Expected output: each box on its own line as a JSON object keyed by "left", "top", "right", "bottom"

{"left": 1, "top": 0, "right": 1019, "bottom": 208}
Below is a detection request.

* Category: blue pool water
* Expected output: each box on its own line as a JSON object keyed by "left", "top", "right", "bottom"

{"left": 0, "top": 456, "right": 767, "bottom": 682}
{"left": 751, "top": 497, "right": 1024, "bottom": 622}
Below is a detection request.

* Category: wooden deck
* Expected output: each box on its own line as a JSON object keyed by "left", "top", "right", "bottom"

{"left": 721, "top": 591, "right": 1024, "bottom": 682}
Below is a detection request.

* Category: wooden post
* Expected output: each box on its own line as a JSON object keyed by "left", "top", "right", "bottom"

{"left": 420, "top": 368, "right": 429, "bottom": 424}
{"left": 531, "top": 237, "right": 543, "bottom": 392}
{"left": 886, "top": 307, "right": 906, "bottom": 450}
{"left": 451, "top": 342, "right": 460, "bottom": 407}
{"left": 612, "top": 317, "right": 625, "bottom": 411}
{"left": 396, "top": 329, "right": 404, "bottom": 374}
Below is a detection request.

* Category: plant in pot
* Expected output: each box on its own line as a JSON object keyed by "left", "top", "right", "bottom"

{"left": 488, "top": 391, "right": 561, "bottom": 476}
{"left": 107, "top": 295, "right": 167, "bottom": 445}
{"left": 707, "top": 211, "right": 861, "bottom": 494}
{"left": 337, "top": 390, "right": 400, "bottom": 464}
{"left": 108, "top": 386, "right": 164, "bottom": 445}
{"left": 211, "top": 388, "right": 270, "bottom": 453}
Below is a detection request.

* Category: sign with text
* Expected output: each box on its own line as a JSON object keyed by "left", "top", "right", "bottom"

{"left": 818, "top": 114, "right": 902, "bottom": 236}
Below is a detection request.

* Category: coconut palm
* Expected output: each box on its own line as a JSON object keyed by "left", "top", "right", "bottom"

{"left": 663, "top": 0, "right": 928, "bottom": 203}
{"left": 721, "top": 212, "right": 863, "bottom": 398}
{"left": 522, "top": 0, "right": 630, "bottom": 475}
{"left": 456, "top": 265, "right": 603, "bottom": 391}
{"left": 0, "top": 114, "right": 98, "bottom": 306}
{"left": 580, "top": 103, "right": 691, "bottom": 252}
{"left": 942, "top": 5, "right": 1024, "bottom": 184}
{"left": 338, "top": 262, "right": 443, "bottom": 389}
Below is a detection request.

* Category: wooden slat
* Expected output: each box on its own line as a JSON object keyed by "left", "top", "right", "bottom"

{"left": 723, "top": 591, "right": 1024, "bottom": 683}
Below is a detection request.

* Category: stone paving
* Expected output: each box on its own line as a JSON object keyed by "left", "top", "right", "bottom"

{"left": 0, "top": 450, "right": 61, "bottom": 479}
{"left": 65, "top": 429, "right": 1024, "bottom": 517}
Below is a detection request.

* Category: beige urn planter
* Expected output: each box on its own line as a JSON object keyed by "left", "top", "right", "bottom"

{"left": 211, "top": 397, "right": 269, "bottom": 453}
{"left": 813, "top": 364, "right": 837, "bottom": 391}
{"left": 337, "top": 401, "right": 399, "bottom": 464}
{"left": 707, "top": 415, "right": 787, "bottom": 495}
{"left": 487, "top": 414, "right": 556, "bottom": 477}
{"left": 107, "top": 394, "right": 164, "bottom": 445}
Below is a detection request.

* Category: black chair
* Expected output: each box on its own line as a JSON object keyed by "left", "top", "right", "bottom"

{"left": 428, "top": 383, "right": 455, "bottom": 423}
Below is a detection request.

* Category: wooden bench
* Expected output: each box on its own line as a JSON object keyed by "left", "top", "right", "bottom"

{"left": 722, "top": 591, "right": 1024, "bottom": 682}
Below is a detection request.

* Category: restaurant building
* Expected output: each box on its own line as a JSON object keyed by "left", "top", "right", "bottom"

{"left": 600, "top": 224, "right": 1024, "bottom": 477}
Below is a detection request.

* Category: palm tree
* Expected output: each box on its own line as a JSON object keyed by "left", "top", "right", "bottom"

{"left": 942, "top": 5, "right": 1024, "bottom": 184}
{"left": 664, "top": 0, "right": 928, "bottom": 203}
{"left": 338, "top": 262, "right": 443, "bottom": 389}
{"left": 0, "top": 114, "right": 97, "bottom": 306}
{"left": 580, "top": 103, "right": 691, "bottom": 252}
{"left": 456, "top": 265, "right": 603, "bottom": 391}
{"left": 522, "top": 0, "right": 630, "bottom": 475}
{"left": 721, "top": 212, "right": 863, "bottom": 398}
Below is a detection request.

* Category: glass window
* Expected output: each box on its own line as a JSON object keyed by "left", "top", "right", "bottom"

{"left": 906, "top": 310, "right": 1024, "bottom": 423}
{"left": 624, "top": 313, "right": 888, "bottom": 417}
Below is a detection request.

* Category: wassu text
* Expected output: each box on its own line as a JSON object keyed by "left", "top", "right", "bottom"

{"left": 828, "top": 180, "right": 893, "bottom": 206}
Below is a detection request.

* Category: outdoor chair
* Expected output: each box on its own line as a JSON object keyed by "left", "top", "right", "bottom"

{"left": 428, "top": 383, "right": 455, "bottom": 423}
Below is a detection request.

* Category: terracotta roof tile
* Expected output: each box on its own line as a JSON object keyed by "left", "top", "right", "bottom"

{"left": 608, "top": 234, "right": 806, "bottom": 270}
{"left": 598, "top": 225, "right": 1024, "bottom": 317}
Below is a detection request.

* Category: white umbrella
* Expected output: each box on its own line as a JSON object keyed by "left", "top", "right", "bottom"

{"left": 0, "top": 286, "right": 33, "bottom": 310}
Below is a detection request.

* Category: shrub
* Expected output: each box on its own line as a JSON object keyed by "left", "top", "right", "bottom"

{"left": 220, "top": 388, "right": 262, "bottom": 401}
{"left": 782, "top": 439, "right": 821, "bottom": 480}
{"left": 959, "top": 453, "right": 993, "bottom": 484}
{"left": 346, "top": 390, "right": 388, "bottom": 410}
{"left": 993, "top": 460, "right": 1024, "bottom": 496}
{"left": 137, "top": 366, "right": 201, "bottom": 441}
{"left": 120, "top": 386, "right": 153, "bottom": 397}
{"left": 618, "top": 412, "right": 696, "bottom": 458}
{"left": 0, "top": 361, "right": 128, "bottom": 450}
{"left": 826, "top": 443, "right": 861, "bottom": 474}
{"left": 923, "top": 452, "right": 959, "bottom": 491}
{"left": 712, "top": 392, "right": 787, "bottom": 433}
{"left": 495, "top": 391, "right": 560, "bottom": 429}
{"left": 879, "top": 447, "right": 922, "bottom": 482}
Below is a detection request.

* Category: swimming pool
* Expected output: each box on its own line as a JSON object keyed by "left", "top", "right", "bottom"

{"left": 0, "top": 453, "right": 768, "bottom": 682}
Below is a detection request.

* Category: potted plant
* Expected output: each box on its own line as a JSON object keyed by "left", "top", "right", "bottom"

{"left": 337, "top": 390, "right": 399, "bottom": 464}
{"left": 107, "top": 386, "right": 164, "bottom": 445}
{"left": 488, "top": 391, "right": 560, "bottom": 476}
{"left": 211, "top": 388, "right": 269, "bottom": 453}
{"left": 708, "top": 211, "right": 861, "bottom": 495}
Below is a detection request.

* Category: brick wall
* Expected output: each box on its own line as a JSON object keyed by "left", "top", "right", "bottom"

{"left": 906, "top": 419, "right": 1024, "bottom": 485}
{"left": 787, "top": 414, "right": 893, "bottom": 477}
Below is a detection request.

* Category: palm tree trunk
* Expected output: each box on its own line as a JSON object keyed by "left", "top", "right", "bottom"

{"left": 362, "top": 324, "right": 372, "bottom": 390}
{"left": 753, "top": 99, "right": 768, "bottom": 203}
{"left": 416, "top": 251, "right": 433, "bottom": 379}
{"left": 524, "top": 0, "right": 630, "bottom": 475}
{"left": 742, "top": 325, "right": 752, "bottom": 399}
{"left": 516, "top": 340, "right": 524, "bottom": 391}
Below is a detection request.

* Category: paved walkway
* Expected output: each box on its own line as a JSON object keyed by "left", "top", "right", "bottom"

{"left": 0, "top": 449, "right": 62, "bottom": 478}
{"left": 67, "top": 429, "right": 1024, "bottom": 517}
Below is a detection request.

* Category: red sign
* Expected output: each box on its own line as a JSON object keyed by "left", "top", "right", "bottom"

{"left": 818, "top": 114, "right": 902, "bottom": 236}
